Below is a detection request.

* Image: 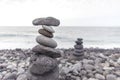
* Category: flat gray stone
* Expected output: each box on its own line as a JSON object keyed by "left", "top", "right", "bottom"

{"left": 36, "top": 35, "right": 57, "bottom": 48}
{"left": 30, "top": 55, "right": 57, "bottom": 75}
{"left": 74, "top": 45, "right": 83, "bottom": 49}
{"left": 73, "top": 52, "right": 84, "bottom": 56}
{"left": 38, "top": 29, "right": 53, "bottom": 38}
{"left": 42, "top": 25, "right": 55, "bottom": 33}
{"left": 32, "top": 45, "right": 61, "bottom": 58}
{"left": 32, "top": 17, "right": 60, "bottom": 26}
{"left": 75, "top": 49, "right": 84, "bottom": 53}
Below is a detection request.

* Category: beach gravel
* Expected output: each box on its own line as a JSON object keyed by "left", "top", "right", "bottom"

{"left": 0, "top": 48, "right": 120, "bottom": 80}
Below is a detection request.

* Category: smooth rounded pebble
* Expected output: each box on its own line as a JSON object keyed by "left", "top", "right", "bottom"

{"left": 38, "top": 29, "right": 53, "bottom": 38}
{"left": 36, "top": 35, "right": 57, "bottom": 48}
{"left": 32, "top": 17, "right": 60, "bottom": 26}
{"left": 32, "top": 45, "right": 61, "bottom": 58}
{"left": 42, "top": 25, "right": 55, "bottom": 33}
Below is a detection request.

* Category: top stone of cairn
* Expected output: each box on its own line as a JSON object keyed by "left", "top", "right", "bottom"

{"left": 32, "top": 17, "right": 60, "bottom": 26}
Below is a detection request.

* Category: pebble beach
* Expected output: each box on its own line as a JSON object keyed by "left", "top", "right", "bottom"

{"left": 0, "top": 48, "right": 120, "bottom": 80}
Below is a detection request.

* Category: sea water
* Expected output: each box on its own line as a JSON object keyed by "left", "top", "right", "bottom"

{"left": 0, "top": 26, "right": 120, "bottom": 49}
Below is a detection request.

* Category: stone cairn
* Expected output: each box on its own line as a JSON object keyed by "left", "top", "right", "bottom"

{"left": 27, "top": 17, "right": 61, "bottom": 80}
{"left": 73, "top": 38, "right": 84, "bottom": 59}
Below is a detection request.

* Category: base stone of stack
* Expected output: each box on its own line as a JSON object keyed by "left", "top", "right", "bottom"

{"left": 27, "top": 66, "right": 59, "bottom": 80}
{"left": 36, "top": 35, "right": 57, "bottom": 48}
{"left": 32, "top": 45, "right": 61, "bottom": 58}
{"left": 38, "top": 29, "right": 53, "bottom": 38}
{"left": 29, "top": 55, "right": 57, "bottom": 75}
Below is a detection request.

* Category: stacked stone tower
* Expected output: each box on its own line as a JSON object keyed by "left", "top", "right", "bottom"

{"left": 73, "top": 38, "right": 84, "bottom": 57}
{"left": 27, "top": 17, "right": 61, "bottom": 80}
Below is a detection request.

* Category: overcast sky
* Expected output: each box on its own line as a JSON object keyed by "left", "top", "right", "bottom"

{"left": 0, "top": 0, "right": 120, "bottom": 26}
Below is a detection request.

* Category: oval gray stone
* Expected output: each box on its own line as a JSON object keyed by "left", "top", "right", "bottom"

{"left": 32, "top": 45, "right": 61, "bottom": 58}
{"left": 30, "top": 55, "right": 57, "bottom": 75}
{"left": 32, "top": 17, "right": 60, "bottom": 26}
{"left": 74, "top": 45, "right": 83, "bottom": 49}
{"left": 36, "top": 35, "right": 57, "bottom": 48}
{"left": 42, "top": 25, "right": 55, "bottom": 33}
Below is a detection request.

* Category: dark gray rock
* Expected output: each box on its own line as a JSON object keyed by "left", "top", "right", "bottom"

{"left": 32, "top": 45, "right": 61, "bottom": 58}
{"left": 17, "top": 73, "right": 27, "bottom": 80}
{"left": 32, "top": 17, "right": 60, "bottom": 26}
{"left": 73, "top": 52, "right": 84, "bottom": 56}
{"left": 74, "top": 45, "right": 83, "bottom": 49}
{"left": 27, "top": 66, "right": 59, "bottom": 80}
{"left": 30, "top": 55, "right": 57, "bottom": 75}
{"left": 75, "top": 41, "right": 83, "bottom": 45}
{"left": 77, "top": 38, "right": 83, "bottom": 41}
{"left": 38, "top": 29, "right": 53, "bottom": 38}
{"left": 36, "top": 35, "right": 57, "bottom": 48}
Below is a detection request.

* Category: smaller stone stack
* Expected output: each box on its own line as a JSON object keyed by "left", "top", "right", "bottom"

{"left": 73, "top": 38, "right": 84, "bottom": 58}
{"left": 27, "top": 17, "right": 61, "bottom": 80}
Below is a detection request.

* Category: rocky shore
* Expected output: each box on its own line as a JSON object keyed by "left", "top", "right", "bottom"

{"left": 0, "top": 48, "right": 120, "bottom": 80}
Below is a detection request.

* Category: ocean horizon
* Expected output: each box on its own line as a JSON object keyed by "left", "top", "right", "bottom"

{"left": 0, "top": 26, "right": 120, "bottom": 49}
